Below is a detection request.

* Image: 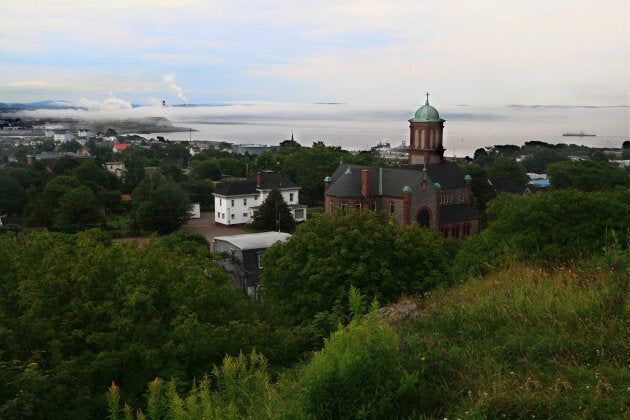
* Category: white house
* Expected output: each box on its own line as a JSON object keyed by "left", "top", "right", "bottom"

{"left": 105, "top": 161, "right": 126, "bottom": 177}
{"left": 53, "top": 130, "right": 75, "bottom": 142}
{"left": 213, "top": 170, "right": 307, "bottom": 226}
{"left": 77, "top": 129, "right": 97, "bottom": 138}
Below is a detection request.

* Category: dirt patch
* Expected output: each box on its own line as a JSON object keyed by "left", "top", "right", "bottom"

{"left": 181, "top": 212, "right": 248, "bottom": 250}
{"left": 113, "top": 213, "right": 248, "bottom": 249}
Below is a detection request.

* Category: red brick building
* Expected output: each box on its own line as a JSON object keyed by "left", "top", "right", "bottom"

{"left": 324, "top": 96, "right": 481, "bottom": 239}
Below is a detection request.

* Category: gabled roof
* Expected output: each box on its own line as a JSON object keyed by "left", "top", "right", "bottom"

{"left": 215, "top": 181, "right": 258, "bottom": 197}
{"left": 214, "top": 171, "right": 299, "bottom": 197}
{"left": 251, "top": 170, "right": 299, "bottom": 190}
{"left": 326, "top": 162, "right": 469, "bottom": 198}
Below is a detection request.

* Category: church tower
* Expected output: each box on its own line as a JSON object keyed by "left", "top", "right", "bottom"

{"left": 408, "top": 93, "right": 446, "bottom": 165}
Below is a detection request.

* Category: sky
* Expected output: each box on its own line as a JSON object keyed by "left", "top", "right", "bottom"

{"left": 1, "top": 0, "right": 629, "bottom": 109}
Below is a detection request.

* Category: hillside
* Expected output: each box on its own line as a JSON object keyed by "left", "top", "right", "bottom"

{"left": 109, "top": 257, "right": 629, "bottom": 418}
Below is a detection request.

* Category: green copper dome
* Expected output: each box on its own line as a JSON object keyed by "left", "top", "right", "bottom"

{"left": 409, "top": 94, "right": 445, "bottom": 123}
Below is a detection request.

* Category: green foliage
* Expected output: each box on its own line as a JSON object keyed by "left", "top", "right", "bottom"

{"left": 0, "top": 229, "right": 274, "bottom": 417}
{"left": 261, "top": 211, "right": 457, "bottom": 324}
{"left": 485, "top": 157, "right": 529, "bottom": 185}
{"left": 454, "top": 188, "right": 630, "bottom": 276}
{"left": 56, "top": 185, "right": 102, "bottom": 226}
{"left": 132, "top": 172, "right": 191, "bottom": 235}
{"left": 298, "top": 312, "right": 418, "bottom": 419}
{"left": 250, "top": 188, "right": 296, "bottom": 233}
{"left": 0, "top": 174, "right": 28, "bottom": 215}
{"left": 189, "top": 160, "right": 221, "bottom": 181}
{"left": 51, "top": 156, "right": 81, "bottom": 175}
{"left": 547, "top": 159, "right": 630, "bottom": 191}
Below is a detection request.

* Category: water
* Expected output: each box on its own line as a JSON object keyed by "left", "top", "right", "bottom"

{"left": 135, "top": 102, "right": 628, "bottom": 157}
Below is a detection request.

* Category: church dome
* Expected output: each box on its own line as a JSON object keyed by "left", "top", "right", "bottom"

{"left": 409, "top": 95, "right": 445, "bottom": 123}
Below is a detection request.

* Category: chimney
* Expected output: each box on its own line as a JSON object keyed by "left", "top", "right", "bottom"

{"left": 361, "top": 169, "right": 370, "bottom": 199}
{"left": 257, "top": 171, "right": 263, "bottom": 188}
{"left": 323, "top": 176, "right": 332, "bottom": 192}
{"left": 403, "top": 186, "right": 412, "bottom": 226}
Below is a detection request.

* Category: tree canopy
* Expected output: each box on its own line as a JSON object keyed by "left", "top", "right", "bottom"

{"left": 250, "top": 188, "right": 296, "bottom": 233}
{"left": 260, "top": 211, "right": 457, "bottom": 324}
{"left": 547, "top": 160, "right": 630, "bottom": 191}
{"left": 131, "top": 172, "right": 192, "bottom": 235}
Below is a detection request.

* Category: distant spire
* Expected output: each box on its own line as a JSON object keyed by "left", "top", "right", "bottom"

{"left": 425, "top": 92, "right": 430, "bottom": 105}
{"left": 291, "top": 131, "right": 294, "bottom": 141}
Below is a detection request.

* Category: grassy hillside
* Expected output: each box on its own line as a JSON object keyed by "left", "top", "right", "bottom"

{"left": 111, "top": 254, "right": 629, "bottom": 418}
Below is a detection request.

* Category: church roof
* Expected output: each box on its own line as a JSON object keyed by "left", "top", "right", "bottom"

{"left": 327, "top": 162, "right": 469, "bottom": 198}
{"left": 408, "top": 95, "right": 445, "bottom": 123}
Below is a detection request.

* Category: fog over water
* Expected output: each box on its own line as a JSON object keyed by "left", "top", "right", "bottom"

{"left": 25, "top": 102, "right": 628, "bottom": 157}
{"left": 144, "top": 103, "right": 629, "bottom": 157}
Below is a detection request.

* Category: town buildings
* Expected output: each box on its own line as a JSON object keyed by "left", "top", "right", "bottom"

{"left": 324, "top": 96, "right": 481, "bottom": 239}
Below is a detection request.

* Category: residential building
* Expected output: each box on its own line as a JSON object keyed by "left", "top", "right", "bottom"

{"left": 213, "top": 170, "right": 307, "bottom": 226}
{"left": 324, "top": 96, "right": 481, "bottom": 239}
{"left": 213, "top": 231, "right": 291, "bottom": 299}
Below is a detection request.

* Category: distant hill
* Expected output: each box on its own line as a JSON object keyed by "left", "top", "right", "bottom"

{"left": 0, "top": 100, "right": 84, "bottom": 112}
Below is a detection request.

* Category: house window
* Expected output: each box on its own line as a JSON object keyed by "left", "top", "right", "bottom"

{"left": 243, "top": 213, "right": 248, "bottom": 217}
{"left": 244, "top": 198, "right": 247, "bottom": 205}
{"left": 294, "top": 209, "right": 304, "bottom": 219}
{"left": 289, "top": 193, "right": 294, "bottom": 202}
{"left": 372, "top": 201, "right": 377, "bottom": 211}
{"left": 329, "top": 200, "right": 335, "bottom": 211}
{"left": 389, "top": 201, "right": 395, "bottom": 215}
{"left": 231, "top": 200, "right": 234, "bottom": 207}
{"left": 341, "top": 202, "right": 347, "bottom": 214}
{"left": 355, "top": 203, "right": 361, "bottom": 210}
{"left": 461, "top": 191, "right": 466, "bottom": 201}
{"left": 231, "top": 214, "right": 235, "bottom": 219}
{"left": 219, "top": 198, "right": 222, "bottom": 206}
{"left": 257, "top": 254, "right": 263, "bottom": 268}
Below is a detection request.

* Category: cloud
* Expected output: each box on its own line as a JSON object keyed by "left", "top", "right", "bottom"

{"left": 77, "top": 96, "right": 133, "bottom": 111}
{"left": 164, "top": 74, "right": 188, "bottom": 104}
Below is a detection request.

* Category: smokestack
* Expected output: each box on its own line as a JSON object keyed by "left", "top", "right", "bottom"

{"left": 257, "top": 172, "right": 263, "bottom": 188}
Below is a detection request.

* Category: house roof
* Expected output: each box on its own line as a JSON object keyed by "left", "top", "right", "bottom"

{"left": 439, "top": 203, "right": 481, "bottom": 224}
{"left": 214, "top": 171, "right": 299, "bottom": 197}
{"left": 213, "top": 231, "right": 291, "bottom": 250}
{"left": 113, "top": 143, "right": 131, "bottom": 151}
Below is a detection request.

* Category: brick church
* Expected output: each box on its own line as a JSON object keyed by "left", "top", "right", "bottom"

{"left": 324, "top": 95, "right": 481, "bottom": 239}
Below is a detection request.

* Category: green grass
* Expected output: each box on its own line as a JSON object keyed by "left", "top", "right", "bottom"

{"left": 110, "top": 257, "right": 630, "bottom": 418}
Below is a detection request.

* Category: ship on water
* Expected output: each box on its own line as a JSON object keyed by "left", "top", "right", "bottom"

{"left": 562, "top": 131, "right": 596, "bottom": 137}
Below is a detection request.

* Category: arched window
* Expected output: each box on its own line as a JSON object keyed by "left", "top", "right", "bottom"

{"left": 417, "top": 208, "right": 430, "bottom": 227}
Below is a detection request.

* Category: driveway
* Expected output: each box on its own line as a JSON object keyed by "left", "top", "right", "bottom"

{"left": 181, "top": 212, "right": 248, "bottom": 250}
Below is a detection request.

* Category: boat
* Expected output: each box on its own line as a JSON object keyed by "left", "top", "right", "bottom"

{"left": 562, "top": 132, "right": 596, "bottom": 137}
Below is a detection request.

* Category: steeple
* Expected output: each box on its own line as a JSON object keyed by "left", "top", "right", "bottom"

{"left": 408, "top": 93, "right": 446, "bottom": 165}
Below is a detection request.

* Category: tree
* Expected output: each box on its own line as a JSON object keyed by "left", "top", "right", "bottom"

{"left": 547, "top": 160, "right": 630, "bottom": 191}
{"left": 260, "top": 211, "right": 457, "bottom": 324}
{"left": 132, "top": 172, "right": 192, "bottom": 234}
{"left": 485, "top": 157, "right": 529, "bottom": 186}
{"left": 57, "top": 139, "right": 82, "bottom": 153}
{"left": 250, "top": 188, "right": 295, "bottom": 233}
{"left": 51, "top": 156, "right": 81, "bottom": 175}
{"left": 73, "top": 160, "right": 119, "bottom": 192}
{"left": 190, "top": 160, "right": 222, "bottom": 181}
{"left": 453, "top": 188, "right": 630, "bottom": 275}
{"left": 26, "top": 176, "right": 81, "bottom": 226}
{"left": 0, "top": 175, "right": 28, "bottom": 215}
{"left": 56, "top": 185, "right": 102, "bottom": 226}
